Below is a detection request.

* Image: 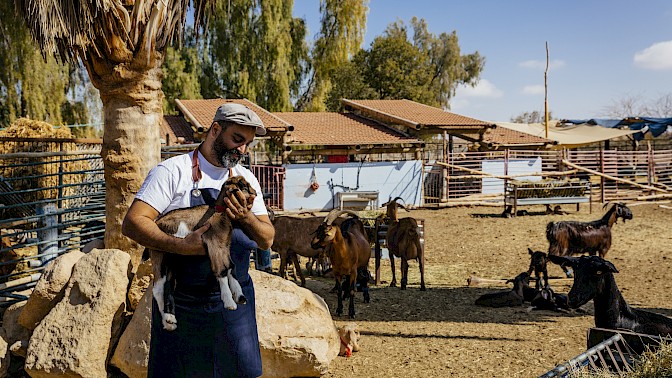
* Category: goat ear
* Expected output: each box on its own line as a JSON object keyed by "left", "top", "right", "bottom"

{"left": 528, "top": 248, "right": 534, "bottom": 255}
{"left": 602, "top": 261, "right": 619, "bottom": 274}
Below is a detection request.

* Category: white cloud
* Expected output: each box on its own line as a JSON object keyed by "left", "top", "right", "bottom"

{"left": 634, "top": 41, "right": 672, "bottom": 70}
{"left": 522, "top": 85, "right": 545, "bottom": 95}
{"left": 518, "top": 59, "right": 566, "bottom": 70}
{"left": 455, "top": 79, "right": 503, "bottom": 98}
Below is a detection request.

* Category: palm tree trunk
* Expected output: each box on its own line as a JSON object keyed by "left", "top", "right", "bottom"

{"left": 86, "top": 53, "right": 164, "bottom": 269}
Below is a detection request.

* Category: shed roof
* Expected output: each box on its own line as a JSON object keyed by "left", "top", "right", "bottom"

{"left": 174, "top": 98, "right": 292, "bottom": 135}
{"left": 272, "top": 112, "right": 422, "bottom": 146}
{"left": 161, "top": 115, "right": 197, "bottom": 145}
{"left": 342, "top": 99, "right": 494, "bottom": 132}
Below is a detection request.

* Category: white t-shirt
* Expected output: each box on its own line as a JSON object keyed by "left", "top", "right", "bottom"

{"left": 136, "top": 150, "right": 268, "bottom": 217}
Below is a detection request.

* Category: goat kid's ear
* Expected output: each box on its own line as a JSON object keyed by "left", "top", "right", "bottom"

{"left": 528, "top": 248, "right": 533, "bottom": 255}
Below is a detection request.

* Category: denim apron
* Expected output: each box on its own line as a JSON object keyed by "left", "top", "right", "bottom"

{"left": 148, "top": 186, "right": 263, "bottom": 378}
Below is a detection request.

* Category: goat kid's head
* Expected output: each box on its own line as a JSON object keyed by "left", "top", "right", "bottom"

{"left": 337, "top": 322, "right": 360, "bottom": 356}
{"left": 528, "top": 248, "right": 548, "bottom": 270}
{"left": 219, "top": 176, "right": 257, "bottom": 207}
{"left": 548, "top": 255, "right": 618, "bottom": 308}
{"left": 506, "top": 271, "right": 531, "bottom": 287}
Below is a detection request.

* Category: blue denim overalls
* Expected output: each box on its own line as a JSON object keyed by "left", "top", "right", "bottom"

{"left": 148, "top": 185, "right": 262, "bottom": 378}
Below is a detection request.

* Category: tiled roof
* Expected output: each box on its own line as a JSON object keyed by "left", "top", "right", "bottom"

{"left": 175, "top": 98, "right": 291, "bottom": 133}
{"left": 342, "top": 99, "right": 493, "bottom": 130}
{"left": 272, "top": 112, "right": 423, "bottom": 146}
{"left": 161, "top": 115, "right": 196, "bottom": 144}
{"left": 482, "top": 126, "right": 553, "bottom": 146}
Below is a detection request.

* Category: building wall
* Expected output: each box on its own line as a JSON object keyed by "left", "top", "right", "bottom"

{"left": 283, "top": 161, "right": 422, "bottom": 212}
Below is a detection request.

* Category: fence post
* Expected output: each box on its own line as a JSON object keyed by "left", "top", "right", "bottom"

{"left": 37, "top": 203, "right": 58, "bottom": 265}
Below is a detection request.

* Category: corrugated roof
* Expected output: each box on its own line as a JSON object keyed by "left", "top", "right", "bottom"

{"left": 175, "top": 98, "right": 291, "bottom": 133}
{"left": 161, "top": 115, "right": 196, "bottom": 144}
{"left": 272, "top": 112, "right": 423, "bottom": 146}
{"left": 342, "top": 99, "right": 493, "bottom": 130}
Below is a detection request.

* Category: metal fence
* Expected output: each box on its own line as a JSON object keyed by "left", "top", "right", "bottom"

{"left": 0, "top": 138, "right": 105, "bottom": 307}
{"left": 0, "top": 139, "right": 285, "bottom": 306}
{"left": 423, "top": 148, "right": 672, "bottom": 205}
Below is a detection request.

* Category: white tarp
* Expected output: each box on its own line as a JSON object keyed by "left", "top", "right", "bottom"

{"left": 495, "top": 121, "right": 640, "bottom": 148}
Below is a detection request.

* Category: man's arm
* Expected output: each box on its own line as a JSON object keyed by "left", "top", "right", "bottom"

{"left": 122, "top": 199, "right": 209, "bottom": 255}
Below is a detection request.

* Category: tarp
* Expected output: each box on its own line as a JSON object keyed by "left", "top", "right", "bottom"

{"left": 563, "top": 117, "right": 672, "bottom": 141}
{"left": 495, "top": 121, "right": 640, "bottom": 149}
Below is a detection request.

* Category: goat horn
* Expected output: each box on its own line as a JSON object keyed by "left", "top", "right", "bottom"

{"left": 324, "top": 209, "right": 359, "bottom": 225}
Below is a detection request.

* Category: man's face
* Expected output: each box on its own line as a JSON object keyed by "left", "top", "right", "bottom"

{"left": 212, "top": 122, "right": 256, "bottom": 168}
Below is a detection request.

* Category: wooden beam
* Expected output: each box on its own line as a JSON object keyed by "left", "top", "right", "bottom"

{"left": 561, "top": 159, "right": 667, "bottom": 193}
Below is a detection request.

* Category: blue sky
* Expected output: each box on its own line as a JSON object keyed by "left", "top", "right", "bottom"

{"left": 293, "top": 0, "right": 672, "bottom": 122}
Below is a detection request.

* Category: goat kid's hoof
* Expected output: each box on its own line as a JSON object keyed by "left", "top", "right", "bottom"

{"left": 162, "top": 314, "right": 177, "bottom": 331}
{"left": 236, "top": 295, "right": 247, "bottom": 305}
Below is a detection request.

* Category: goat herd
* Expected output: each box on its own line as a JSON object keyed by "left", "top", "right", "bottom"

{"left": 273, "top": 200, "right": 672, "bottom": 345}
{"left": 474, "top": 202, "right": 672, "bottom": 341}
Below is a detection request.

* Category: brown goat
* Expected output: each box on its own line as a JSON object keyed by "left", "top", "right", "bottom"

{"left": 546, "top": 202, "right": 632, "bottom": 277}
{"left": 383, "top": 197, "right": 425, "bottom": 290}
{"left": 271, "top": 215, "right": 343, "bottom": 286}
{"left": 149, "top": 176, "right": 255, "bottom": 331}
{"left": 311, "top": 209, "right": 371, "bottom": 318}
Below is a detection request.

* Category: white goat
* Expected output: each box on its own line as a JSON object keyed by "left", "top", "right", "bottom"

{"left": 337, "top": 322, "right": 360, "bottom": 357}
{"left": 149, "top": 176, "right": 255, "bottom": 331}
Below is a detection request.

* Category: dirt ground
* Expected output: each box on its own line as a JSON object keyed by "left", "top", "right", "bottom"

{"left": 280, "top": 202, "right": 672, "bottom": 378}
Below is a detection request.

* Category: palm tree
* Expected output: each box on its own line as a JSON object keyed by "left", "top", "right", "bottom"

{"left": 13, "top": 0, "right": 214, "bottom": 267}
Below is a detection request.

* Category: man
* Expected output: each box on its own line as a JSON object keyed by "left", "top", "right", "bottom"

{"left": 122, "top": 103, "right": 275, "bottom": 378}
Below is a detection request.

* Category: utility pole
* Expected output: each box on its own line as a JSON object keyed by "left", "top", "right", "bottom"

{"left": 544, "top": 42, "right": 550, "bottom": 139}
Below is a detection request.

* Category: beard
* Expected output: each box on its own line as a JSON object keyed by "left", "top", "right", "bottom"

{"left": 213, "top": 142, "right": 246, "bottom": 168}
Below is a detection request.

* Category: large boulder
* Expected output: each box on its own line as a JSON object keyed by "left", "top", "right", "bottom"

{"left": 18, "top": 251, "right": 85, "bottom": 330}
{"left": 24, "top": 249, "right": 131, "bottom": 378}
{"left": 2, "top": 302, "right": 30, "bottom": 355}
{"left": 253, "top": 270, "right": 340, "bottom": 378}
{"left": 110, "top": 270, "right": 340, "bottom": 378}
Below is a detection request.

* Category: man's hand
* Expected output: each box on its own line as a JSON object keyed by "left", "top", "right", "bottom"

{"left": 181, "top": 223, "right": 211, "bottom": 255}
{"left": 224, "top": 190, "right": 256, "bottom": 221}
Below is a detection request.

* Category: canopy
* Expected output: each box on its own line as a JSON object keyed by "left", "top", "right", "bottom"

{"left": 495, "top": 121, "right": 640, "bottom": 149}
{"left": 563, "top": 117, "right": 672, "bottom": 141}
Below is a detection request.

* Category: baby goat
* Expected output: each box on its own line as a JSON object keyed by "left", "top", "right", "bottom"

{"left": 549, "top": 255, "right": 672, "bottom": 337}
{"left": 337, "top": 322, "right": 361, "bottom": 357}
{"left": 546, "top": 202, "right": 632, "bottom": 277}
{"left": 527, "top": 248, "right": 549, "bottom": 290}
{"left": 149, "top": 176, "right": 255, "bottom": 331}
{"left": 474, "top": 272, "right": 533, "bottom": 308}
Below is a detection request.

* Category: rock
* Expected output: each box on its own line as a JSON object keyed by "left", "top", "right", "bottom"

{"left": 18, "top": 251, "right": 85, "bottom": 330}
{"left": 0, "top": 329, "right": 9, "bottom": 378}
{"left": 2, "top": 302, "right": 30, "bottom": 349}
{"left": 127, "top": 259, "right": 152, "bottom": 311}
{"left": 111, "top": 270, "right": 340, "bottom": 378}
{"left": 252, "top": 270, "right": 340, "bottom": 378}
{"left": 24, "top": 249, "right": 131, "bottom": 378}
{"left": 109, "top": 284, "right": 153, "bottom": 378}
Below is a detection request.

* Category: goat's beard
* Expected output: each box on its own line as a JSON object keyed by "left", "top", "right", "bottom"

{"left": 214, "top": 144, "right": 246, "bottom": 168}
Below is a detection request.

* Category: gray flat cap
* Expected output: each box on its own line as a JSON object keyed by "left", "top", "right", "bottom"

{"left": 213, "top": 103, "right": 266, "bottom": 136}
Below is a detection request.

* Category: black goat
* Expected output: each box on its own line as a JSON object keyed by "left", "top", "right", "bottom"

{"left": 549, "top": 255, "right": 672, "bottom": 337}
{"left": 546, "top": 202, "right": 632, "bottom": 277}
{"left": 527, "top": 248, "right": 549, "bottom": 290}
{"left": 474, "top": 272, "right": 532, "bottom": 308}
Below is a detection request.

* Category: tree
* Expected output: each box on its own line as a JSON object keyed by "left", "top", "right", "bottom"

{"left": 0, "top": 2, "right": 68, "bottom": 127}
{"left": 201, "top": 0, "right": 308, "bottom": 112}
{"left": 328, "top": 18, "right": 484, "bottom": 110}
{"left": 603, "top": 93, "right": 672, "bottom": 118}
{"left": 162, "top": 29, "right": 202, "bottom": 115}
{"left": 296, "top": 0, "right": 368, "bottom": 111}
{"left": 13, "top": 0, "right": 215, "bottom": 267}
{"left": 510, "top": 110, "right": 554, "bottom": 124}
